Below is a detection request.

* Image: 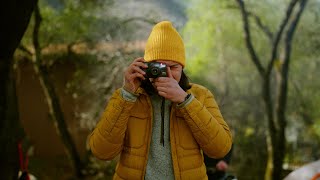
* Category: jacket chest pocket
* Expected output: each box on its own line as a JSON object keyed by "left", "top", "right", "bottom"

{"left": 176, "top": 112, "right": 199, "bottom": 150}
{"left": 125, "top": 110, "right": 149, "bottom": 148}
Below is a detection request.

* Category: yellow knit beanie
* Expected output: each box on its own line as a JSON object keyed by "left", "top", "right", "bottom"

{"left": 144, "top": 21, "right": 186, "bottom": 67}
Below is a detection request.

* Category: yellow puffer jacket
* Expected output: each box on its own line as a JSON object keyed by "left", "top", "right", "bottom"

{"left": 89, "top": 84, "right": 232, "bottom": 180}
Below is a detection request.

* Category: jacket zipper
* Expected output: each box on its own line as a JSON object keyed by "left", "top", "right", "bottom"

{"left": 160, "top": 97, "right": 165, "bottom": 146}
{"left": 169, "top": 105, "right": 180, "bottom": 180}
{"left": 142, "top": 95, "right": 153, "bottom": 180}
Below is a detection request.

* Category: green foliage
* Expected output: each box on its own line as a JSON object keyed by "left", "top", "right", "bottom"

{"left": 18, "top": 0, "right": 146, "bottom": 177}
{"left": 184, "top": 0, "right": 320, "bottom": 178}
{"left": 17, "top": 0, "right": 320, "bottom": 178}
{"left": 183, "top": 0, "right": 243, "bottom": 74}
{"left": 21, "top": 0, "right": 123, "bottom": 49}
{"left": 285, "top": 0, "right": 320, "bottom": 162}
{"left": 39, "top": 0, "right": 115, "bottom": 45}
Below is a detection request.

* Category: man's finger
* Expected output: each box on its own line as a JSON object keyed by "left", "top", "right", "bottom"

{"left": 129, "top": 72, "right": 145, "bottom": 80}
{"left": 158, "top": 91, "right": 167, "bottom": 98}
{"left": 134, "top": 61, "right": 148, "bottom": 69}
{"left": 154, "top": 80, "right": 169, "bottom": 87}
{"left": 156, "top": 77, "right": 174, "bottom": 83}
{"left": 166, "top": 66, "right": 173, "bottom": 78}
{"left": 134, "top": 57, "right": 145, "bottom": 62}
{"left": 157, "top": 86, "right": 168, "bottom": 92}
{"left": 134, "top": 72, "right": 145, "bottom": 80}
{"left": 132, "top": 66, "right": 146, "bottom": 75}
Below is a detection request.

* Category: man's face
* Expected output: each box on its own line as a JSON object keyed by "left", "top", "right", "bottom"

{"left": 151, "top": 60, "right": 183, "bottom": 82}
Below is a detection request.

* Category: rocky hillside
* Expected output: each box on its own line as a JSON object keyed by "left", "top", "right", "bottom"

{"left": 110, "top": 0, "right": 188, "bottom": 40}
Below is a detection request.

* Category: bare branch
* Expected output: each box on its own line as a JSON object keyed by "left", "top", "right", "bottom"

{"left": 283, "top": 0, "right": 308, "bottom": 65}
{"left": 235, "top": 0, "right": 277, "bottom": 145}
{"left": 32, "top": 2, "right": 42, "bottom": 66}
{"left": 266, "top": 0, "right": 299, "bottom": 77}
{"left": 32, "top": 3, "right": 84, "bottom": 177}
{"left": 18, "top": 44, "right": 33, "bottom": 56}
{"left": 277, "top": 0, "right": 308, "bottom": 127}
{"left": 235, "top": 0, "right": 265, "bottom": 77}
{"left": 247, "top": 11, "right": 274, "bottom": 42}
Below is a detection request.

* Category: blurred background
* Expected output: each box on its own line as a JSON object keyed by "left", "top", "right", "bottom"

{"left": 1, "top": 0, "right": 319, "bottom": 179}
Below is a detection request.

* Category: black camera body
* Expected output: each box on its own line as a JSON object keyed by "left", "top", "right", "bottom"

{"left": 143, "top": 62, "right": 167, "bottom": 78}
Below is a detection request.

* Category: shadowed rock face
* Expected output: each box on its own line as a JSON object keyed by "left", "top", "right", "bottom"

{"left": 284, "top": 160, "right": 320, "bottom": 180}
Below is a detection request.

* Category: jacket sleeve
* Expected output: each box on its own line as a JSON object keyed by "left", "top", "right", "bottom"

{"left": 177, "top": 88, "right": 232, "bottom": 159}
{"left": 89, "top": 89, "right": 135, "bottom": 160}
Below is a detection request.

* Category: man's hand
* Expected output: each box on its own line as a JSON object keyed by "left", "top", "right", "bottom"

{"left": 216, "top": 160, "right": 228, "bottom": 171}
{"left": 154, "top": 67, "right": 187, "bottom": 103}
{"left": 123, "top": 57, "right": 147, "bottom": 94}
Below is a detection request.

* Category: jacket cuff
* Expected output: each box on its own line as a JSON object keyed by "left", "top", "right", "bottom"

{"left": 121, "top": 88, "right": 138, "bottom": 102}
{"left": 177, "top": 94, "right": 194, "bottom": 108}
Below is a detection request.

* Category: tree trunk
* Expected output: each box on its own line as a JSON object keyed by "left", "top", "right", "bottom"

{"left": 235, "top": 0, "right": 308, "bottom": 179}
{"left": 32, "top": 3, "right": 84, "bottom": 177}
{"left": 0, "top": 58, "right": 23, "bottom": 179}
{"left": 33, "top": 64, "right": 84, "bottom": 177}
{"left": 0, "top": 0, "right": 37, "bottom": 178}
{"left": 263, "top": 76, "right": 276, "bottom": 180}
{"left": 272, "top": 1, "right": 307, "bottom": 179}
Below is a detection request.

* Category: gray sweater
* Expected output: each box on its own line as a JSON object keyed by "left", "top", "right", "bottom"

{"left": 121, "top": 88, "right": 193, "bottom": 179}
{"left": 145, "top": 94, "right": 174, "bottom": 180}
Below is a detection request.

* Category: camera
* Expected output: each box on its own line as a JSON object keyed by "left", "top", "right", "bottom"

{"left": 143, "top": 62, "right": 167, "bottom": 78}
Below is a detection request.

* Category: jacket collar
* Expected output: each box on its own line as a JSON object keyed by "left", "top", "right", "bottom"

{"left": 136, "top": 87, "right": 149, "bottom": 96}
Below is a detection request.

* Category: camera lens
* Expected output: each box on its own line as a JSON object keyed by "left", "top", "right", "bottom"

{"left": 151, "top": 68, "right": 159, "bottom": 75}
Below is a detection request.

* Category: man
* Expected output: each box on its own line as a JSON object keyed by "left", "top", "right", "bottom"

{"left": 89, "top": 21, "right": 232, "bottom": 179}
{"left": 205, "top": 145, "right": 234, "bottom": 180}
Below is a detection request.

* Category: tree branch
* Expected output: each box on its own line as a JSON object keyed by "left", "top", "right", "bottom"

{"left": 32, "top": 3, "right": 84, "bottom": 177}
{"left": 235, "top": 0, "right": 265, "bottom": 77}
{"left": 18, "top": 44, "right": 33, "bottom": 56}
{"left": 247, "top": 11, "right": 274, "bottom": 42}
{"left": 32, "top": 2, "right": 42, "bottom": 66}
{"left": 277, "top": 0, "right": 308, "bottom": 127}
{"left": 266, "top": 0, "right": 299, "bottom": 77}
